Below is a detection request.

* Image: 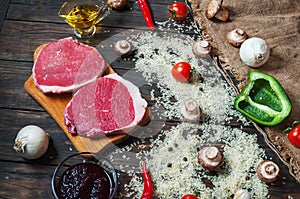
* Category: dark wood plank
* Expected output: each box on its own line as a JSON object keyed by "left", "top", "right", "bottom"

{"left": 0, "top": 60, "right": 41, "bottom": 110}
{"left": 11, "top": 0, "right": 174, "bottom": 5}
{"left": 0, "top": 0, "right": 9, "bottom": 32}
{"left": 6, "top": 1, "right": 170, "bottom": 27}
{"left": 0, "top": 20, "right": 124, "bottom": 61}
{"left": 0, "top": 161, "right": 56, "bottom": 199}
{"left": 1, "top": 0, "right": 300, "bottom": 197}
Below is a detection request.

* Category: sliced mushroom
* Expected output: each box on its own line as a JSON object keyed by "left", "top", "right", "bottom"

{"left": 114, "top": 39, "right": 132, "bottom": 56}
{"left": 233, "top": 189, "right": 251, "bottom": 199}
{"left": 227, "top": 29, "right": 247, "bottom": 47}
{"left": 107, "top": 0, "right": 127, "bottom": 10}
{"left": 256, "top": 160, "right": 280, "bottom": 183}
{"left": 198, "top": 146, "right": 223, "bottom": 170}
{"left": 180, "top": 98, "right": 202, "bottom": 122}
{"left": 192, "top": 40, "right": 211, "bottom": 57}
{"left": 205, "top": 0, "right": 230, "bottom": 21}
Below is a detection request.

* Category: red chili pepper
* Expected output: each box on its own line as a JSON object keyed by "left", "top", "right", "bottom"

{"left": 137, "top": 0, "right": 155, "bottom": 30}
{"left": 141, "top": 161, "right": 153, "bottom": 199}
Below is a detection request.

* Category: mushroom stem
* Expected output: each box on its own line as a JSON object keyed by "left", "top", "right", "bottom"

{"left": 180, "top": 98, "right": 202, "bottom": 122}
{"left": 206, "top": 146, "right": 219, "bottom": 160}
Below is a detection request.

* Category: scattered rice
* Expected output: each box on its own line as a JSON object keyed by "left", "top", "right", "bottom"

{"left": 105, "top": 21, "right": 269, "bottom": 198}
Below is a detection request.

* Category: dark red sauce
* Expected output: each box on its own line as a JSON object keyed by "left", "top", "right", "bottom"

{"left": 57, "top": 162, "right": 111, "bottom": 199}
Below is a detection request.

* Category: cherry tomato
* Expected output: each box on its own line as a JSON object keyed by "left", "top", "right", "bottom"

{"left": 168, "top": 1, "right": 189, "bottom": 21}
{"left": 171, "top": 61, "right": 191, "bottom": 83}
{"left": 181, "top": 194, "right": 198, "bottom": 199}
{"left": 287, "top": 125, "right": 300, "bottom": 148}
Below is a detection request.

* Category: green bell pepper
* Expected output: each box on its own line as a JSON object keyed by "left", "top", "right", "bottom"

{"left": 234, "top": 70, "right": 292, "bottom": 126}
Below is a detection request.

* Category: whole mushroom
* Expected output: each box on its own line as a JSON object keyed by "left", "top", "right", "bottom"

{"left": 198, "top": 146, "right": 223, "bottom": 170}
{"left": 113, "top": 39, "right": 132, "bottom": 56}
{"left": 227, "top": 29, "right": 247, "bottom": 47}
{"left": 192, "top": 40, "right": 211, "bottom": 57}
{"left": 107, "top": 0, "right": 127, "bottom": 10}
{"left": 205, "top": 0, "right": 230, "bottom": 21}
{"left": 256, "top": 160, "right": 280, "bottom": 183}
{"left": 180, "top": 98, "right": 202, "bottom": 122}
{"left": 239, "top": 37, "right": 270, "bottom": 67}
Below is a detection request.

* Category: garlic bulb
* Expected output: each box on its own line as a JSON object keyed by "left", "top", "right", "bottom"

{"left": 14, "top": 125, "right": 50, "bottom": 160}
{"left": 239, "top": 37, "right": 270, "bottom": 68}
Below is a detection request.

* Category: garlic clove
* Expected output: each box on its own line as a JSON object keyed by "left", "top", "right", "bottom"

{"left": 239, "top": 37, "right": 270, "bottom": 68}
{"left": 227, "top": 29, "right": 247, "bottom": 47}
{"left": 14, "top": 125, "right": 50, "bottom": 160}
{"left": 233, "top": 189, "right": 251, "bottom": 199}
{"left": 192, "top": 40, "right": 211, "bottom": 57}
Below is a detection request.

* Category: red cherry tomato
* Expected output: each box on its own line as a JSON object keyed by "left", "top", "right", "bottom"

{"left": 171, "top": 61, "right": 191, "bottom": 83}
{"left": 288, "top": 125, "right": 300, "bottom": 148}
{"left": 168, "top": 1, "right": 189, "bottom": 21}
{"left": 181, "top": 194, "right": 198, "bottom": 199}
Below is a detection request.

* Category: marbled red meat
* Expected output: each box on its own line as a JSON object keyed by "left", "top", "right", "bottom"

{"left": 32, "top": 37, "right": 106, "bottom": 94}
{"left": 64, "top": 73, "right": 147, "bottom": 137}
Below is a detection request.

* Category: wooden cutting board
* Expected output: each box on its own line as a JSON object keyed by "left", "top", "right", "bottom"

{"left": 24, "top": 65, "right": 129, "bottom": 153}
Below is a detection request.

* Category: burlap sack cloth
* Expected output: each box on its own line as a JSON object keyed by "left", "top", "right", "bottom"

{"left": 189, "top": 0, "right": 300, "bottom": 182}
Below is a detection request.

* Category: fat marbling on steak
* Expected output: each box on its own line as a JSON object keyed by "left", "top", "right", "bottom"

{"left": 32, "top": 37, "right": 106, "bottom": 94}
{"left": 64, "top": 73, "right": 148, "bottom": 137}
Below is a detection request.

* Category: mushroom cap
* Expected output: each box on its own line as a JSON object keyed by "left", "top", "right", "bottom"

{"left": 107, "top": 0, "right": 127, "bottom": 10}
{"left": 227, "top": 29, "right": 247, "bottom": 47}
{"left": 205, "top": 0, "right": 223, "bottom": 19}
{"left": 214, "top": 7, "right": 230, "bottom": 21}
{"left": 256, "top": 160, "right": 280, "bottom": 183}
{"left": 192, "top": 40, "right": 211, "bottom": 57}
{"left": 198, "top": 146, "right": 223, "bottom": 170}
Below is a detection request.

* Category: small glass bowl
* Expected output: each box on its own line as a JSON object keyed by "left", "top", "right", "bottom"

{"left": 52, "top": 152, "right": 118, "bottom": 199}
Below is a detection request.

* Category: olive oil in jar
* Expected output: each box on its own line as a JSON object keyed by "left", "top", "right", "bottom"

{"left": 59, "top": 4, "right": 102, "bottom": 30}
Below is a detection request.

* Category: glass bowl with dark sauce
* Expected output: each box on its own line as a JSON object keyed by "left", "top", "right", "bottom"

{"left": 52, "top": 152, "right": 117, "bottom": 199}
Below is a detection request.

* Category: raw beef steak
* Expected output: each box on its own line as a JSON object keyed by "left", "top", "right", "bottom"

{"left": 64, "top": 73, "right": 148, "bottom": 137}
{"left": 32, "top": 37, "right": 106, "bottom": 94}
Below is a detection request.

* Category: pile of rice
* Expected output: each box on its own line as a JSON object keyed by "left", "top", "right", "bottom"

{"left": 107, "top": 26, "right": 269, "bottom": 198}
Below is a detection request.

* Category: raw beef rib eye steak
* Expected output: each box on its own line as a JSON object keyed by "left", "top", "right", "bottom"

{"left": 32, "top": 37, "right": 106, "bottom": 94}
{"left": 64, "top": 73, "right": 148, "bottom": 137}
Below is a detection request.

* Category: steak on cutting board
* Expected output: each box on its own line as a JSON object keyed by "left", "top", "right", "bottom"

{"left": 32, "top": 37, "right": 106, "bottom": 94}
{"left": 64, "top": 73, "right": 148, "bottom": 137}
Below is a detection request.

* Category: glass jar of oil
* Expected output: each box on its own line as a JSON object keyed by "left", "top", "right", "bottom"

{"left": 58, "top": 0, "right": 110, "bottom": 39}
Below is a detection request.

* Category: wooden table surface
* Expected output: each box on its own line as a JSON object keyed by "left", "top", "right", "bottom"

{"left": 0, "top": 0, "right": 299, "bottom": 198}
